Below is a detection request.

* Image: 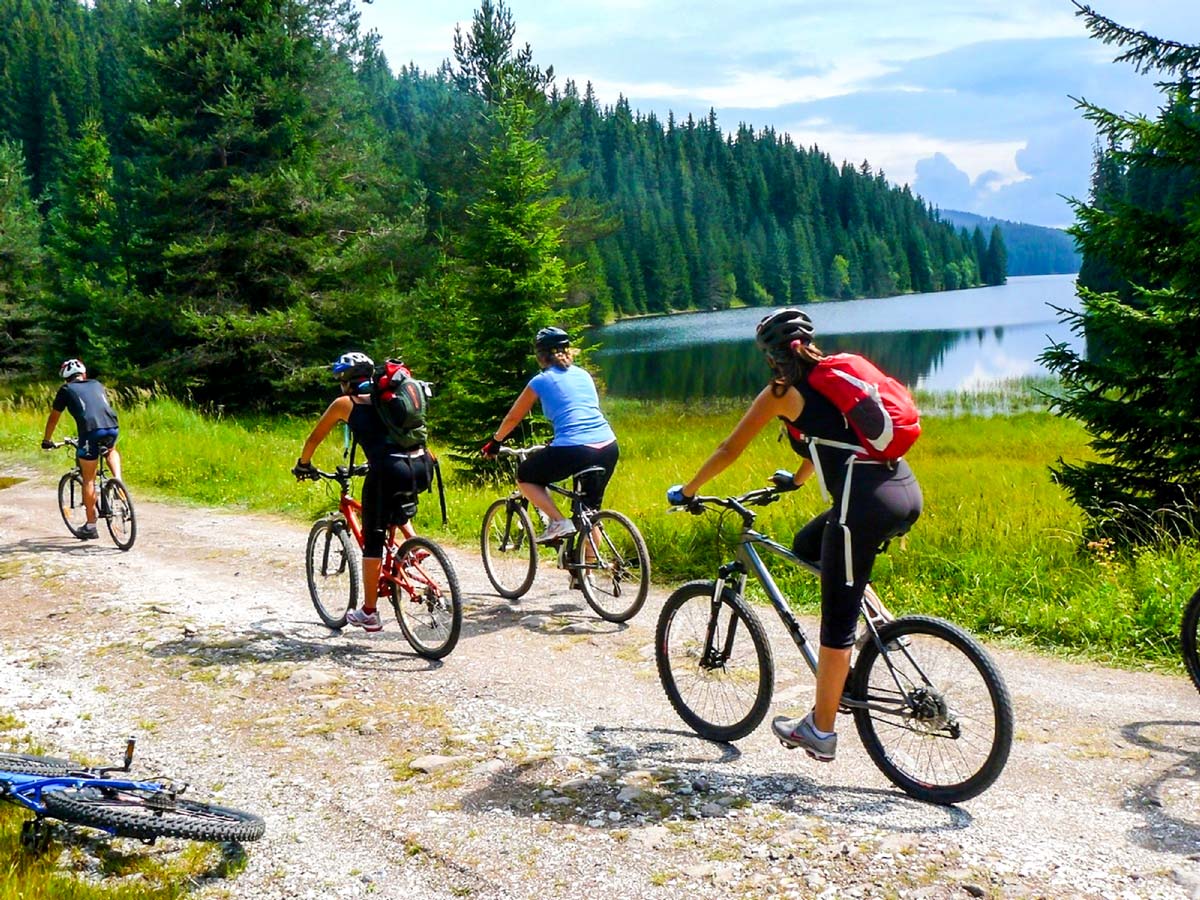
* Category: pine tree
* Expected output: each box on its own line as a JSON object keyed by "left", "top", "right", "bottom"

{"left": 43, "top": 118, "right": 126, "bottom": 370}
{"left": 984, "top": 224, "right": 1008, "bottom": 285}
{"left": 1041, "top": 3, "right": 1200, "bottom": 543}
{"left": 437, "top": 89, "right": 577, "bottom": 475}
{"left": 0, "top": 138, "right": 44, "bottom": 372}
{"left": 123, "top": 0, "right": 421, "bottom": 406}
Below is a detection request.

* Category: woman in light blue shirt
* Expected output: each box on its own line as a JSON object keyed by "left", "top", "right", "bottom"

{"left": 482, "top": 327, "right": 618, "bottom": 543}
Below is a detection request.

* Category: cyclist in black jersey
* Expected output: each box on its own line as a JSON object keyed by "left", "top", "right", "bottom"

{"left": 668, "top": 309, "right": 922, "bottom": 762}
{"left": 42, "top": 359, "right": 121, "bottom": 541}
{"left": 293, "top": 352, "right": 434, "bottom": 632}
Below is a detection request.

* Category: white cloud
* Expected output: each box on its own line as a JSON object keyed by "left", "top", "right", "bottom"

{"left": 775, "top": 127, "right": 1028, "bottom": 190}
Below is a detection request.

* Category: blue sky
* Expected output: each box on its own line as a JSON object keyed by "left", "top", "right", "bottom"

{"left": 357, "top": 1, "right": 1200, "bottom": 228}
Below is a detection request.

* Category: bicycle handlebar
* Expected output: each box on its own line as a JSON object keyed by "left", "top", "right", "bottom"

{"left": 497, "top": 445, "right": 546, "bottom": 461}
{"left": 48, "top": 438, "right": 78, "bottom": 449}
{"left": 298, "top": 464, "right": 369, "bottom": 482}
{"left": 669, "top": 483, "right": 785, "bottom": 523}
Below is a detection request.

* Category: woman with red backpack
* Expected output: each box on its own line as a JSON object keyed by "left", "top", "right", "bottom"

{"left": 293, "top": 351, "right": 434, "bottom": 632}
{"left": 667, "top": 309, "right": 922, "bottom": 763}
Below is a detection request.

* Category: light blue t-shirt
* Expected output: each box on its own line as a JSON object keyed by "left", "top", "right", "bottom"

{"left": 528, "top": 365, "right": 616, "bottom": 446}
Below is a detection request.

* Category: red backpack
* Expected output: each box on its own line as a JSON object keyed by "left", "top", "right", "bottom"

{"left": 802, "top": 353, "right": 920, "bottom": 461}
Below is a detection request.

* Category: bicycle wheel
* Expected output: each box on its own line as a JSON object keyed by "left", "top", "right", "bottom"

{"left": 656, "top": 580, "right": 774, "bottom": 742}
{"left": 0, "top": 751, "right": 83, "bottom": 776}
{"left": 306, "top": 518, "right": 361, "bottom": 629}
{"left": 390, "top": 536, "right": 463, "bottom": 660}
{"left": 1182, "top": 587, "right": 1200, "bottom": 693}
{"left": 42, "top": 785, "right": 265, "bottom": 842}
{"left": 480, "top": 497, "right": 537, "bottom": 599}
{"left": 57, "top": 471, "right": 89, "bottom": 538}
{"left": 851, "top": 615, "right": 1014, "bottom": 805}
{"left": 576, "top": 510, "right": 651, "bottom": 623}
{"left": 102, "top": 478, "right": 137, "bottom": 551}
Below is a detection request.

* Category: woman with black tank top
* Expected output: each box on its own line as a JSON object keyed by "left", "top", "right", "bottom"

{"left": 667, "top": 309, "right": 922, "bottom": 763}
{"left": 293, "top": 351, "right": 434, "bottom": 632}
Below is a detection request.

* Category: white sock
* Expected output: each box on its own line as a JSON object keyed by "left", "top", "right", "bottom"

{"left": 807, "top": 712, "right": 835, "bottom": 738}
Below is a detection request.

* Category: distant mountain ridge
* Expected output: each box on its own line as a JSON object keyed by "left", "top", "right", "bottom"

{"left": 938, "top": 210, "right": 1081, "bottom": 276}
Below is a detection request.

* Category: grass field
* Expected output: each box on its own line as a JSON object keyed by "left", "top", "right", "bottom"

{"left": 2, "top": 382, "right": 1197, "bottom": 670}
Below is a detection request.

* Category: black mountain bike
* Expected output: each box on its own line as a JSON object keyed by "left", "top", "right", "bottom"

{"left": 657, "top": 482, "right": 1014, "bottom": 805}
{"left": 480, "top": 446, "right": 650, "bottom": 623}
{"left": 52, "top": 438, "right": 136, "bottom": 551}
{"left": 1182, "top": 587, "right": 1200, "bottom": 693}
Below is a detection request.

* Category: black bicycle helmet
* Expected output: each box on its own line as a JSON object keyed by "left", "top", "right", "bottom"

{"left": 534, "top": 327, "right": 570, "bottom": 352}
{"left": 755, "top": 308, "right": 814, "bottom": 353}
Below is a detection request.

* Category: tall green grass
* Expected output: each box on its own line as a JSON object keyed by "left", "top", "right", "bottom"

{"left": 2, "top": 385, "right": 1197, "bottom": 667}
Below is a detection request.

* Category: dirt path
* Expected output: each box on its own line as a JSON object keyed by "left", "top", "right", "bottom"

{"left": 1, "top": 459, "right": 1198, "bottom": 899}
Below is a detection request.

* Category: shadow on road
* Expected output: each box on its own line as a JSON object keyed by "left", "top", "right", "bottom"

{"left": 144, "top": 617, "right": 448, "bottom": 674}
{"left": 1121, "top": 719, "right": 1200, "bottom": 856}
{"left": 0, "top": 536, "right": 124, "bottom": 556}
{"left": 455, "top": 721, "right": 973, "bottom": 835}
{"left": 460, "top": 592, "right": 629, "bottom": 640}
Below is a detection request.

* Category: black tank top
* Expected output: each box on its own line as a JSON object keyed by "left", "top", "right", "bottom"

{"left": 780, "top": 379, "right": 858, "bottom": 497}
{"left": 347, "top": 399, "right": 395, "bottom": 462}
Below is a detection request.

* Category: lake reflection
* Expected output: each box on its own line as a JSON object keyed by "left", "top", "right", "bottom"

{"left": 588, "top": 274, "right": 1080, "bottom": 398}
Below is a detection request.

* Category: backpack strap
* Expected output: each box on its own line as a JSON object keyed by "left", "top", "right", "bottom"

{"left": 808, "top": 437, "right": 896, "bottom": 587}
{"left": 430, "top": 451, "right": 448, "bottom": 527}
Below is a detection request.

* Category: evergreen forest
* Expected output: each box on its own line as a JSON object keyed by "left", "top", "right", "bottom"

{"left": 0, "top": 0, "right": 1006, "bottom": 415}
{"left": 938, "top": 210, "right": 1081, "bottom": 276}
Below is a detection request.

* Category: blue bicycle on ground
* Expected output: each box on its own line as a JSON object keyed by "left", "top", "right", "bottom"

{"left": 0, "top": 739, "right": 264, "bottom": 850}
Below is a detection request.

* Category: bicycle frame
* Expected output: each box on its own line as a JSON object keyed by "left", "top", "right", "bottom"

{"left": 2, "top": 772, "right": 179, "bottom": 819}
{"left": 0, "top": 738, "right": 172, "bottom": 823}
{"left": 58, "top": 438, "right": 111, "bottom": 479}
{"left": 714, "top": 530, "right": 823, "bottom": 675}
{"left": 494, "top": 446, "right": 605, "bottom": 567}
{"left": 690, "top": 491, "right": 916, "bottom": 717}
{"left": 314, "top": 467, "right": 432, "bottom": 601}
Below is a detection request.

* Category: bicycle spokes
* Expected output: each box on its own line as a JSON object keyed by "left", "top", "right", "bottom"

{"left": 574, "top": 510, "right": 650, "bottom": 623}
{"left": 391, "top": 538, "right": 462, "bottom": 659}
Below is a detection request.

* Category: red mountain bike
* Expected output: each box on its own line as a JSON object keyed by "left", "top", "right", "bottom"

{"left": 299, "top": 464, "right": 462, "bottom": 659}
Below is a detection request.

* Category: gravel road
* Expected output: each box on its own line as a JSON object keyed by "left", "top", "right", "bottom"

{"left": 1, "top": 459, "right": 1198, "bottom": 899}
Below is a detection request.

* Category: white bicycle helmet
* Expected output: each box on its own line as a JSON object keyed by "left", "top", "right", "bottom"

{"left": 59, "top": 358, "right": 86, "bottom": 381}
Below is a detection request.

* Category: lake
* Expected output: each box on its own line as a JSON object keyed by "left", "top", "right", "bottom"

{"left": 587, "top": 274, "right": 1081, "bottom": 399}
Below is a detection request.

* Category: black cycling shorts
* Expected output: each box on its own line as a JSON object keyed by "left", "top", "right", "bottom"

{"left": 516, "top": 441, "right": 619, "bottom": 510}
{"left": 362, "top": 450, "right": 434, "bottom": 557}
{"left": 791, "top": 459, "right": 922, "bottom": 649}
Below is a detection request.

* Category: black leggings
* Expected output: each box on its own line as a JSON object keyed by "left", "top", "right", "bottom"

{"left": 516, "top": 441, "right": 619, "bottom": 510}
{"left": 362, "top": 452, "right": 434, "bottom": 557}
{"left": 792, "top": 459, "right": 922, "bottom": 649}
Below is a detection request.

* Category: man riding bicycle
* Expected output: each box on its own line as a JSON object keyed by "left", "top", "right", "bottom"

{"left": 42, "top": 359, "right": 122, "bottom": 541}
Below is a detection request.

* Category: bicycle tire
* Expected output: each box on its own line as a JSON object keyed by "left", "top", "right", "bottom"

{"left": 480, "top": 498, "right": 537, "bottom": 599}
{"left": 42, "top": 785, "right": 265, "bottom": 842}
{"left": 0, "top": 751, "right": 84, "bottom": 776}
{"left": 391, "top": 536, "right": 463, "bottom": 660}
{"left": 851, "top": 615, "right": 1014, "bottom": 805}
{"left": 102, "top": 478, "right": 137, "bottom": 551}
{"left": 57, "top": 471, "right": 89, "bottom": 538}
{"left": 1182, "top": 587, "right": 1200, "bottom": 693}
{"left": 576, "top": 509, "right": 651, "bottom": 623}
{"left": 656, "top": 580, "right": 774, "bottom": 742}
{"left": 306, "top": 518, "right": 361, "bottom": 629}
